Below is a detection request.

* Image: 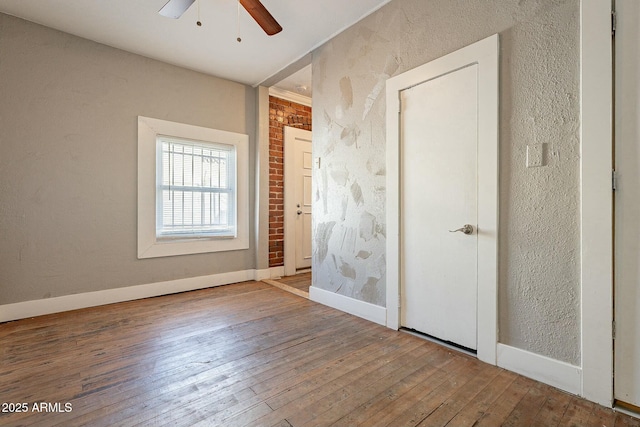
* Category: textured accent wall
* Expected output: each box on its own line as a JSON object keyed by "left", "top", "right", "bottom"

{"left": 268, "top": 96, "right": 312, "bottom": 267}
{"left": 0, "top": 14, "right": 256, "bottom": 305}
{"left": 311, "top": 0, "right": 581, "bottom": 364}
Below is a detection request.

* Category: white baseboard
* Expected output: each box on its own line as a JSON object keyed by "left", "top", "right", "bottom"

{"left": 497, "top": 343, "right": 582, "bottom": 396}
{"left": 309, "top": 286, "right": 387, "bottom": 326}
{"left": 255, "top": 266, "right": 284, "bottom": 280}
{"left": 614, "top": 405, "right": 640, "bottom": 420}
{"left": 0, "top": 269, "right": 269, "bottom": 323}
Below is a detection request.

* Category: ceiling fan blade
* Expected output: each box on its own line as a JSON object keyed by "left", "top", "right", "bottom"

{"left": 159, "top": 0, "right": 195, "bottom": 19}
{"left": 239, "top": 0, "right": 283, "bottom": 36}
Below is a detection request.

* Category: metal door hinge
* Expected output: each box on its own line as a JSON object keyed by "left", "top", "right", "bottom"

{"left": 612, "top": 10, "right": 617, "bottom": 37}
{"left": 612, "top": 170, "right": 617, "bottom": 191}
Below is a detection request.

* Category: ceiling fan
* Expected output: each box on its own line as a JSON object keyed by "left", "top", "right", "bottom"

{"left": 159, "top": 0, "right": 282, "bottom": 36}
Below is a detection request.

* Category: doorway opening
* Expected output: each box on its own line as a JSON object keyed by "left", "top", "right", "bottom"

{"left": 267, "top": 64, "right": 313, "bottom": 288}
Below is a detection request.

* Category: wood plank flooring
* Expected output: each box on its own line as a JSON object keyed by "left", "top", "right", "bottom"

{"left": 263, "top": 272, "right": 311, "bottom": 298}
{"left": 1, "top": 280, "right": 638, "bottom": 427}
{"left": 277, "top": 273, "right": 312, "bottom": 293}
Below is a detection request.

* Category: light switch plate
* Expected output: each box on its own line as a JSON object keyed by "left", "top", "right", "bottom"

{"left": 527, "top": 144, "right": 544, "bottom": 168}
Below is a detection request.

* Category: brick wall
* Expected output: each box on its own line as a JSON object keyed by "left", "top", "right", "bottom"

{"left": 269, "top": 96, "right": 312, "bottom": 267}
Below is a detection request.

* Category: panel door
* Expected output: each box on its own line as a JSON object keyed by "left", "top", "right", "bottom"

{"left": 294, "top": 134, "right": 313, "bottom": 269}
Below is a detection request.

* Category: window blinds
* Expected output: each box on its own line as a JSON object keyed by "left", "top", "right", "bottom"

{"left": 156, "top": 136, "right": 237, "bottom": 238}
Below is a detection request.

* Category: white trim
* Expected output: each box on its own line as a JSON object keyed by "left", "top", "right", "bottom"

{"left": 283, "top": 126, "right": 296, "bottom": 276}
{"left": 385, "top": 34, "right": 499, "bottom": 365}
{"left": 137, "top": 116, "right": 250, "bottom": 259}
{"left": 254, "top": 266, "right": 285, "bottom": 281}
{"left": 309, "top": 286, "right": 387, "bottom": 326}
{"left": 283, "top": 126, "right": 313, "bottom": 276}
{"left": 497, "top": 344, "right": 583, "bottom": 396}
{"left": 579, "top": 0, "right": 614, "bottom": 407}
{"left": 269, "top": 87, "right": 312, "bottom": 107}
{"left": 271, "top": 266, "right": 285, "bottom": 278}
{"left": 614, "top": 405, "right": 640, "bottom": 420}
{"left": 0, "top": 269, "right": 273, "bottom": 323}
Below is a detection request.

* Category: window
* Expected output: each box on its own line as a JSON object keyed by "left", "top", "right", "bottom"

{"left": 157, "top": 136, "right": 236, "bottom": 239}
{"left": 138, "top": 117, "right": 249, "bottom": 259}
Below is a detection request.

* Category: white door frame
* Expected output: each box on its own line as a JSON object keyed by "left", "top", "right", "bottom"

{"left": 283, "top": 126, "right": 312, "bottom": 277}
{"left": 612, "top": 0, "right": 639, "bottom": 407}
{"left": 386, "top": 34, "right": 499, "bottom": 365}
{"left": 580, "top": 0, "right": 613, "bottom": 407}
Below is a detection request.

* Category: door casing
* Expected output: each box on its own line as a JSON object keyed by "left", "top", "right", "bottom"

{"left": 579, "top": 0, "right": 614, "bottom": 407}
{"left": 385, "top": 34, "right": 499, "bottom": 365}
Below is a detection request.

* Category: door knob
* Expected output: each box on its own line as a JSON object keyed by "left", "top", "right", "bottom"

{"left": 297, "top": 210, "right": 303, "bottom": 215}
{"left": 449, "top": 224, "right": 474, "bottom": 235}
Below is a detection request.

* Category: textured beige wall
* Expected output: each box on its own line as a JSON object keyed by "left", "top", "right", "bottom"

{"left": 0, "top": 14, "right": 257, "bottom": 304}
{"left": 311, "top": 0, "right": 580, "bottom": 364}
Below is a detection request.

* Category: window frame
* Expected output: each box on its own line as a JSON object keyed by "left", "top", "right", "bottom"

{"left": 138, "top": 116, "right": 249, "bottom": 259}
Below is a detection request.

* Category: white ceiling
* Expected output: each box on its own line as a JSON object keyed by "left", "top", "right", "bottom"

{"left": 0, "top": 0, "right": 391, "bottom": 87}
{"left": 272, "top": 65, "right": 313, "bottom": 98}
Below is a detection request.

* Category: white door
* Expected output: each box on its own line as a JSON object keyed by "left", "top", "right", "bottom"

{"left": 400, "top": 65, "right": 479, "bottom": 350}
{"left": 614, "top": 0, "right": 640, "bottom": 408}
{"left": 284, "top": 127, "right": 312, "bottom": 275}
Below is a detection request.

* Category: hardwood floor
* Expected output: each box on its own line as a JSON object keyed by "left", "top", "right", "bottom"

{"left": 263, "top": 272, "right": 311, "bottom": 298}
{"left": 277, "top": 273, "right": 312, "bottom": 293}
{"left": 1, "top": 280, "right": 638, "bottom": 427}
